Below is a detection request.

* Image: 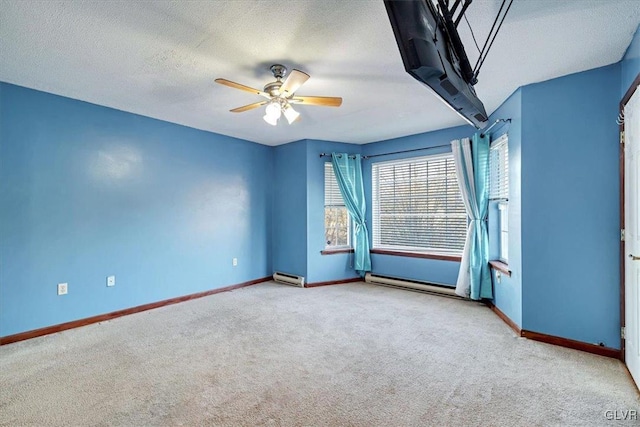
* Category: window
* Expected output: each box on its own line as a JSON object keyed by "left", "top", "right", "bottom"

{"left": 490, "top": 135, "right": 509, "bottom": 262}
{"left": 372, "top": 153, "right": 467, "bottom": 254}
{"left": 324, "top": 163, "right": 350, "bottom": 248}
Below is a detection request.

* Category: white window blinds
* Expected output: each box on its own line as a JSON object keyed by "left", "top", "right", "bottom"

{"left": 372, "top": 153, "right": 467, "bottom": 254}
{"left": 324, "top": 162, "right": 344, "bottom": 207}
{"left": 490, "top": 135, "right": 509, "bottom": 200}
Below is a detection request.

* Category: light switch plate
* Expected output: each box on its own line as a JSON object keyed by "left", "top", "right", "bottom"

{"left": 107, "top": 275, "right": 115, "bottom": 287}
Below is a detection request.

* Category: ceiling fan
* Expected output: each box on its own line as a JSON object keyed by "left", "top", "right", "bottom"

{"left": 215, "top": 64, "right": 342, "bottom": 126}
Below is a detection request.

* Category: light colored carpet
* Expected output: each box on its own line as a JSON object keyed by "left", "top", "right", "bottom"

{"left": 1, "top": 281, "right": 638, "bottom": 426}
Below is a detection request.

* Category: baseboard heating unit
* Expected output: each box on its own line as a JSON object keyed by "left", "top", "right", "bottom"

{"left": 273, "top": 272, "right": 305, "bottom": 287}
{"left": 364, "top": 272, "right": 459, "bottom": 297}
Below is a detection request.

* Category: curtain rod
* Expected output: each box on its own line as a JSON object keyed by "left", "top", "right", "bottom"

{"left": 480, "top": 118, "right": 511, "bottom": 138}
{"left": 318, "top": 153, "right": 358, "bottom": 159}
{"left": 319, "top": 118, "right": 511, "bottom": 160}
{"left": 363, "top": 144, "right": 451, "bottom": 159}
{"left": 319, "top": 144, "right": 451, "bottom": 160}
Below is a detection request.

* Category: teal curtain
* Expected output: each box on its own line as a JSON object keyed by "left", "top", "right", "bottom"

{"left": 471, "top": 133, "right": 492, "bottom": 299}
{"left": 331, "top": 153, "right": 372, "bottom": 275}
{"left": 451, "top": 134, "right": 492, "bottom": 300}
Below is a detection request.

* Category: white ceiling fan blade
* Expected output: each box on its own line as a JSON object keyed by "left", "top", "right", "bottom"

{"left": 279, "top": 69, "right": 310, "bottom": 98}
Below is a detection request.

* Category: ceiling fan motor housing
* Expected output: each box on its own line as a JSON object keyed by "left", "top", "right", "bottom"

{"left": 265, "top": 64, "right": 287, "bottom": 96}
{"left": 263, "top": 81, "right": 283, "bottom": 97}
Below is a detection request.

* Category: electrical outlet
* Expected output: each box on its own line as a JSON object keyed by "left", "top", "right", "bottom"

{"left": 232, "top": 258, "right": 238, "bottom": 267}
{"left": 57, "top": 283, "right": 68, "bottom": 295}
{"left": 107, "top": 275, "right": 115, "bottom": 287}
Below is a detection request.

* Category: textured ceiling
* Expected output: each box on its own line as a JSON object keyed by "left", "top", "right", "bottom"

{"left": 0, "top": 0, "right": 639, "bottom": 146}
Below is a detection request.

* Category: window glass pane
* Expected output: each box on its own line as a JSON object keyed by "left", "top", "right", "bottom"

{"left": 372, "top": 153, "right": 466, "bottom": 253}
{"left": 325, "top": 207, "right": 349, "bottom": 247}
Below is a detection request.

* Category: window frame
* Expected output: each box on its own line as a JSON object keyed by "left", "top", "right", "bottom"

{"left": 324, "top": 162, "right": 351, "bottom": 251}
{"left": 371, "top": 152, "right": 467, "bottom": 257}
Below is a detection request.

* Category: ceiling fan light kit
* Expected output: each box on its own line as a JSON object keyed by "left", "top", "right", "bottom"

{"left": 282, "top": 103, "right": 300, "bottom": 124}
{"left": 264, "top": 99, "right": 283, "bottom": 125}
{"left": 215, "top": 64, "right": 342, "bottom": 126}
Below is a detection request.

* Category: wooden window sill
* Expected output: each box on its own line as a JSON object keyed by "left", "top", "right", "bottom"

{"left": 370, "top": 249, "right": 461, "bottom": 262}
{"left": 321, "top": 248, "right": 354, "bottom": 255}
{"left": 489, "top": 260, "right": 511, "bottom": 277}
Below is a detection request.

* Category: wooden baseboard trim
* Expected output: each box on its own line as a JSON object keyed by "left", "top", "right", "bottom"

{"left": 485, "top": 301, "right": 620, "bottom": 359}
{"left": 305, "top": 277, "right": 362, "bottom": 288}
{"left": 520, "top": 330, "right": 621, "bottom": 359}
{"left": 0, "top": 276, "right": 271, "bottom": 346}
{"left": 486, "top": 302, "right": 521, "bottom": 335}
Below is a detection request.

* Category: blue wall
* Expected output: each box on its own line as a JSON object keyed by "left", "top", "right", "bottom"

{"left": 621, "top": 25, "right": 640, "bottom": 96}
{"left": 272, "top": 140, "right": 308, "bottom": 279}
{"left": 0, "top": 83, "right": 273, "bottom": 337}
{"left": 361, "top": 125, "right": 474, "bottom": 286}
{"left": 271, "top": 138, "right": 362, "bottom": 284}
{"left": 520, "top": 64, "right": 621, "bottom": 348}
{"left": 488, "top": 89, "right": 523, "bottom": 327}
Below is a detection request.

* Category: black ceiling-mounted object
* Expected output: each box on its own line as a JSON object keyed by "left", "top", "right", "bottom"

{"left": 384, "top": 0, "right": 488, "bottom": 128}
